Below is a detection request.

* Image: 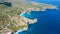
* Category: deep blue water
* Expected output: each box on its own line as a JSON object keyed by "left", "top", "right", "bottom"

{"left": 18, "top": 0, "right": 60, "bottom": 34}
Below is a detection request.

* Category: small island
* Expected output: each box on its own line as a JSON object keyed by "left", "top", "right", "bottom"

{"left": 0, "top": 0, "right": 58, "bottom": 34}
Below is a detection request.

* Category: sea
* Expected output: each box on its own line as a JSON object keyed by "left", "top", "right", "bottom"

{"left": 18, "top": 0, "right": 60, "bottom": 34}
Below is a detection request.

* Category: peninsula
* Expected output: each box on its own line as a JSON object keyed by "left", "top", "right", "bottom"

{"left": 0, "top": 0, "right": 58, "bottom": 34}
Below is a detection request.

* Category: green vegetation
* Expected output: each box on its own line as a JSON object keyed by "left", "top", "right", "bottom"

{"left": 0, "top": 4, "right": 28, "bottom": 33}
{"left": 0, "top": 0, "right": 57, "bottom": 34}
{"left": 8, "top": 24, "right": 27, "bottom": 31}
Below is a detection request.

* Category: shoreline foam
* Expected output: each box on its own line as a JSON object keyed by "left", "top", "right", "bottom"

{"left": 14, "top": 27, "right": 28, "bottom": 34}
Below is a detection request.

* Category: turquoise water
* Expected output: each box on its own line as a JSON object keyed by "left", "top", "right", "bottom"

{"left": 18, "top": 0, "right": 60, "bottom": 34}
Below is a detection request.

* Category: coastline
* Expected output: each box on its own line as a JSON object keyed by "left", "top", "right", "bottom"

{"left": 14, "top": 27, "right": 28, "bottom": 34}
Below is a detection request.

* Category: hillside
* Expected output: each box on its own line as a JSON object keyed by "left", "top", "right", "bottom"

{"left": 0, "top": 0, "right": 57, "bottom": 34}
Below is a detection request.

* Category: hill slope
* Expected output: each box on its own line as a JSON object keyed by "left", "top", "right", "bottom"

{"left": 0, "top": 0, "right": 57, "bottom": 34}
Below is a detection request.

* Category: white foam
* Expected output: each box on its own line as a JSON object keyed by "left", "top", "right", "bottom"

{"left": 14, "top": 27, "right": 28, "bottom": 34}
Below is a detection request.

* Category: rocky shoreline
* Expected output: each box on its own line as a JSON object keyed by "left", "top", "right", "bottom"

{"left": 0, "top": 0, "right": 58, "bottom": 34}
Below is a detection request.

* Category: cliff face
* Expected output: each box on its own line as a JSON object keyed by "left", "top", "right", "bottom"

{"left": 0, "top": 0, "right": 57, "bottom": 34}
